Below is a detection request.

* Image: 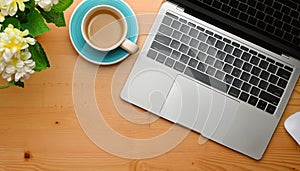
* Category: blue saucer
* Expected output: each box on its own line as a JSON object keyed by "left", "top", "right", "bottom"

{"left": 69, "top": 0, "right": 138, "bottom": 65}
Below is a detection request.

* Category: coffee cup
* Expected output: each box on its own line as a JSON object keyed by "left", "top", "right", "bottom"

{"left": 81, "top": 5, "right": 138, "bottom": 54}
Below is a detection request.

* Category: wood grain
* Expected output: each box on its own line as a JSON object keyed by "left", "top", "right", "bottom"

{"left": 0, "top": 0, "right": 300, "bottom": 170}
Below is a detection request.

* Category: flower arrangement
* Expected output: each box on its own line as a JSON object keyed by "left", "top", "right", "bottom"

{"left": 0, "top": 0, "right": 73, "bottom": 89}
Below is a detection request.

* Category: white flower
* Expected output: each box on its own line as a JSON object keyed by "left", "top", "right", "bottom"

{"left": 0, "top": 24, "right": 36, "bottom": 82}
{"left": 0, "top": 0, "right": 29, "bottom": 21}
{"left": 35, "top": 0, "right": 58, "bottom": 11}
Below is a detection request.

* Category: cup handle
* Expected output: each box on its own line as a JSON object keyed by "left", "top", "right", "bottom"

{"left": 121, "top": 39, "right": 139, "bottom": 54}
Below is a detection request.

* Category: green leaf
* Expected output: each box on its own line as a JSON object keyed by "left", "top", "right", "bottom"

{"left": 20, "top": 9, "right": 50, "bottom": 37}
{"left": 51, "top": 0, "right": 73, "bottom": 12}
{"left": 25, "top": 0, "right": 35, "bottom": 10}
{"left": 39, "top": 9, "right": 66, "bottom": 27}
{"left": 28, "top": 41, "right": 50, "bottom": 72}
{"left": 1, "top": 17, "right": 21, "bottom": 30}
{"left": 14, "top": 81, "right": 25, "bottom": 88}
{"left": 0, "top": 81, "right": 24, "bottom": 89}
{"left": 0, "top": 81, "right": 15, "bottom": 89}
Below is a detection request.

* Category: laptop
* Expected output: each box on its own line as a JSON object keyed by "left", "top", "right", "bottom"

{"left": 121, "top": 0, "right": 300, "bottom": 160}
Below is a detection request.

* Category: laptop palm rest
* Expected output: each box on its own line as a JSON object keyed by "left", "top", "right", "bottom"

{"left": 161, "top": 75, "right": 239, "bottom": 136}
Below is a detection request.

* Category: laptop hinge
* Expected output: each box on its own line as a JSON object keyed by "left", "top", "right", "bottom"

{"left": 176, "top": 5, "right": 185, "bottom": 12}
{"left": 281, "top": 54, "right": 291, "bottom": 60}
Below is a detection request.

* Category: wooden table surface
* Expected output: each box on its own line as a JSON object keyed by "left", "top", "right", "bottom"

{"left": 1, "top": 0, "right": 300, "bottom": 170}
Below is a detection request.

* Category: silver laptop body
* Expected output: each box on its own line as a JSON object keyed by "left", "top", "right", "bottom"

{"left": 121, "top": 1, "right": 300, "bottom": 160}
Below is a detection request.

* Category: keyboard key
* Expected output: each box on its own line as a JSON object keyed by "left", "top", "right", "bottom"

{"left": 259, "top": 90, "right": 280, "bottom": 106}
{"left": 232, "top": 78, "right": 243, "bottom": 88}
{"left": 216, "top": 51, "right": 226, "bottom": 60}
{"left": 189, "top": 38, "right": 200, "bottom": 48}
{"left": 224, "top": 74, "right": 234, "bottom": 84}
{"left": 250, "top": 56, "right": 260, "bottom": 65}
{"left": 278, "top": 78, "right": 287, "bottom": 89}
{"left": 223, "top": 64, "right": 233, "bottom": 73}
{"left": 180, "top": 54, "right": 190, "bottom": 64}
{"left": 269, "top": 74, "right": 279, "bottom": 84}
{"left": 277, "top": 68, "right": 291, "bottom": 80}
{"left": 206, "top": 66, "right": 216, "bottom": 76}
{"left": 180, "top": 24, "right": 190, "bottom": 34}
{"left": 205, "top": 56, "right": 215, "bottom": 65}
{"left": 156, "top": 54, "right": 166, "bottom": 63}
{"left": 214, "top": 33, "right": 222, "bottom": 40}
{"left": 165, "top": 58, "right": 175, "bottom": 67}
{"left": 171, "top": 20, "right": 181, "bottom": 30}
{"left": 258, "top": 80, "right": 268, "bottom": 90}
{"left": 224, "top": 44, "right": 234, "bottom": 54}
{"left": 242, "top": 82, "right": 252, "bottom": 92}
{"left": 206, "top": 36, "right": 216, "bottom": 46}
{"left": 198, "top": 42, "right": 209, "bottom": 52}
{"left": 173, "top": 61, "right": 186, "bottom": 72}
{"left": 251, "top": 66, "right": 261, "bottom": 76}
{"left": 241, "top": 52, "right": 251, "bottom": 61}
{"left": 266, "top": 104, "right": 276, "bottom": 114}
{"left": 239, "top": 92, "right": 249, "bottom": 102}
{"left": 188, "top": 22, "right": 196, "bottom": 28}
{"left": 166, "top": 12, "right": 178, "bottom": 19}
{"left": 233, "top": 48, "right": 242, "bottom": 57}
{"left": 215, "top": 70, "right": 225, "bottom": 80}
{"left": 229, "top": 87, "right": 241, "bottom": 98}
{"left": 241, "top": 72, "right": 250, "bottom": 81}
{"left": 225, "top": 54, "right": 234, "bottom": 64}
{"left": 151, "top": 41, "right": 172, "bottom": 56}
{"left": 171, "top": 30, "right": 182, "bottom": 40}
{"left": 184, "top": 67, "right": 229, "bottom": 93}
{"left": 188, "top": 58, "right": 198, "bottom": 68}
{"left": 198, "top": 32, "right": 208, "bottom": 41}
{"left": 207, "top": 47, "right": 217, "bottom": 56}
{"left": 180, "top": 34, "right": 191, "bottom": 44}
{"left": 284, "top": 65, "right": 293, "bottom": 72}
{"left": 233, "top": 58, "right": 243, "bottom": 68}
{"left": 155, "top": 34, "right": 172, "bottom": 46}
{"left": 197, "top": 52, "right": 206, "bottom": 61}
{"left": 242, "top": 62, "right": 252, "bottom": 72}
{"left": 232, "top": 68, "right": 242, "bottom": 77}
{"left": 162, "top": 16, "right": 172, "bottom": 26}
{"left": 179, "top": 44, "right": 189, "bottom": 53}
{"left": 250, "top": 86, "right": 260, "bottom": 96}
{"left": 179, "top": 18, "right": 187, "bottom": 24}
{"left": 189, "top": 28, "right": 199, "bottom": 38}
{"left": 257, "top": 100, "right": 267, "bottom": 111}
{"left": 147, "top": 49, "right": 157, "bottom": 59}
{"left": 188, "top": 48, "right": 198, "bottom": 58}
{"left": 171, "top": 50, "right": 181, "bottom": 60}
{"left": 267, "top": 64, "right": 278, "bottom": 73}
{"left": 158, "top": 24, "right": 173, "bottom": 36}
{"left": 249, "top": 49, "right": 258, "bottom": 55}
{"left": 249, "top": 76, "right": 259, "bottom": 86}
{"left": 214, "top": 60, "right": 224, "bottom": 69}
{"left": 205, "top": 30, "right": 214, "bottom": 36}
{"left": 267, "top": 84, "right": 284, "bottom": 97}
{"left": 259, "top": 60, "right": 269, "bottom": 69}
{"left": 215, "top": 40, "right": 225, "bottom": 50}
{"left": 260, "top": 70, "right": 270, "bottom": 80}
{"left": 248, "top": 96, "right": 258, "bottom": 106}
{"left": 170, "top": 39, "right": 180, "bottom": 49}
{"left": 197, "top": 62, "right": 207, "bottom": 72}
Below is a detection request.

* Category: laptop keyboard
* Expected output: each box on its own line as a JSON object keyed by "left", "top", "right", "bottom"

{"left": 195, "top": 0, "right": 300, "bottom": 48}
{"left": 146, "top": 11, "right": 294, "bottom": 115}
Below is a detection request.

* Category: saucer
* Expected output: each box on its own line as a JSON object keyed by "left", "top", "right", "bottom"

{"left": 69, "top": 0, "right": 138, "bottom": 65}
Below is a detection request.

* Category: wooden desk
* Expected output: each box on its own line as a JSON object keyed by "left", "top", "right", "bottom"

{"left": 0, "top": 0, "right": 300, "bottom": 170}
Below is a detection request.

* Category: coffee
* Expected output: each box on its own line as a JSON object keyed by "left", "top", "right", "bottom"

{"left": 81, "top": 5, "right": 138, "bottom": 54}
{"left": 85, "top": 10, "right": 125, "bottom": 49}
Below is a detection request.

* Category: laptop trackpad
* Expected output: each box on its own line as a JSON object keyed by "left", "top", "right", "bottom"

{"left": 160, "top": 75, "right": 236, "bottom": 133}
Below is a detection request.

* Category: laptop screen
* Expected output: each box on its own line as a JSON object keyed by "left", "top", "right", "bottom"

{"left": 168, "top": 0, "right": 300, "bottom": 60}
